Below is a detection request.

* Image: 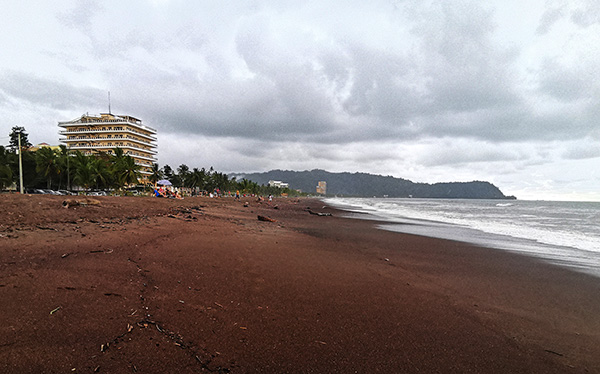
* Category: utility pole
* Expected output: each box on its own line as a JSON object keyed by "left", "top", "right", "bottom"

{"left": 18, "top": 132, "right": 24, "bottom": 194}
{"left": 67, "top": 148, "right": 70, "bottom": 190}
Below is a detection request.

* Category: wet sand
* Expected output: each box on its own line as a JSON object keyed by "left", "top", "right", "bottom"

{"left": 1, "top": 194, "right": 599, "bottom": 373}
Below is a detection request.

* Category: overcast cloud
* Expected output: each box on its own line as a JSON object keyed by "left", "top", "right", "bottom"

{"left": 0, "top": 0, "right": 599, "bottom": 200}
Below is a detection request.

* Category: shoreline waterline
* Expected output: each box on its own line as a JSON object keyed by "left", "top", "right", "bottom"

{"left": 324, "top": 197, "right": 600, "bottom": 278}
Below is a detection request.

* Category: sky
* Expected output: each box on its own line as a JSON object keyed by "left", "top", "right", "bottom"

{"left": 0, "top": 0, "right": 599, "bottom": 201}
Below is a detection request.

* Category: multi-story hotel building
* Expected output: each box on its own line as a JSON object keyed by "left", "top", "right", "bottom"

{"left": 58, "top": 113, "right": 157, "bottom": 182}
{"left": 316, "top": 181, "right": 327, "bottom": 195}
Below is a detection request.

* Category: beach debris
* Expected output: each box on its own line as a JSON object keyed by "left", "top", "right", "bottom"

{"left": 257, "top": 215, "right": 276, "bottom": 222}
{"left": 61, "top": 253, "right": 71, "bottom": 258}
{"left": 273, "top": 205, "right": 279, "bottom": 209}
{"left": 214, "top": 302, "right": 224, "bottom": 309}
{"left": 307, "top": 209, "right": 332, "bottom": 217}
{"left": 315, "top": 340, "right": 327, "bottom": 345}
{"left": 62, "top": 198, "right": 101, "bottom": 208}
{"left": 36, "top": 225, "right": 57, "bottom": 231}
{"left": 50, "top": 306, "right": 61, "bottom": 315}
{"left": 544, "top": 349, "right": 564, "bottom": 357}
{"left": 243, "top": 202, "right": 249, "bottom": 207}
{"left": 93, "top": 365, "right": 100, "bottom": 372}
{"left": 384, "top": 258, "right": 390, "bottom": 262}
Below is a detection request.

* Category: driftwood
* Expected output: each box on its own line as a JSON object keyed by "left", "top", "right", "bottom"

{"left": 257, "top": 215, "right": 276, "bottom": 222}
{"left": 307, "top": 209, "right": 332, "bottom": 217}
{"left": 62, "top": 198, "right": 101, "bottom": 208}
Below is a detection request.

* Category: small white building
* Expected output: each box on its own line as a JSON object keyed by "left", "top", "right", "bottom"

{"left": 268, "top": 180, "right": 289, "bottom": 189}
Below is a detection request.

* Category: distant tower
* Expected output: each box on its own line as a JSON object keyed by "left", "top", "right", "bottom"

{"left": 316, "top": 181, "right": 327, "bottom": 195}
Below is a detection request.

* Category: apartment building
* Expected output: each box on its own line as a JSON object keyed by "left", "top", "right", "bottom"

{"left": 316, "top": 181, "right": 327, "bottom": 195}
{"left": 58, "top": 113, "right": 157, "bottom": 181}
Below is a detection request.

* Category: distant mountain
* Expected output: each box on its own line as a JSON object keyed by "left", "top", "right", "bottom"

{"left": 232, "top": 169, "right": 515, "bottom": 199}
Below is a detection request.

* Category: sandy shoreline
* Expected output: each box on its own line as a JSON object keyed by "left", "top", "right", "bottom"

{"left": 1, "top": 194, "right": 599, "bottom": 373}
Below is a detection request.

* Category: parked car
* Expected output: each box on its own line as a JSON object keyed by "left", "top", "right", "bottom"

{"left": 88, "top": 191, "right": 108, "bottom": 196}
{"left": 57, "top": 190, "right": 75, "bottom": 195}
{"left": 41, "top": 189, "right": 61, "bottom": 195}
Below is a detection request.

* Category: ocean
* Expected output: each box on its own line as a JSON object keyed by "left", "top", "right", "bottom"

{"left": 323, "top": 197, "right": 600, "bottom": 278}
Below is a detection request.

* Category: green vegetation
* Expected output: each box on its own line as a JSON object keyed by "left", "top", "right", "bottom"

{"left": 239, "top": 169, "right": 514, "bottom": 199}
{"left": 156, "top": 163, "right": 305, "bottom": 197}
{"left": 0, "top": 143, "right": 141, "bottom": 192}
{"left": 1, "top": 126, "right": 142, "bottom": 191}
{"left": 1, "top": 126, "right": 305, "bottom": 197}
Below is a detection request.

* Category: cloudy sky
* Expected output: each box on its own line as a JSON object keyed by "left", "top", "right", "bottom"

{"left": 1, "top": 0, "right": 599, "bottom": 200}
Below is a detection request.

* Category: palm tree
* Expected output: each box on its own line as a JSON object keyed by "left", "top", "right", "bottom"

{"left": 109, "top": 148, "right": 139, "bottom": 189}
{"left": 239, "top": 178, "right": 259, "bottom": 195}
{"left": 0, "top": 146, "right": 13, "bottom": 190}
{"left": 162, "top": 164, "right": 173, "bottom": 180}
{"left": 187, "top": 167, "right": 206, "bottom": 189}
{"left": 35, "top": 147, "right": 58, "bottom": 189}
{"left": 72, "top": 151, "right": 94, "bottom": 190}
{"left": 209, "top": 171, "right": 230, "bottom": 192}
{"left": 114, "top": 155, "right": 140, "bottom": 188}
{"left": 177, "top": 164, "right": 190, "bottom": 187}
{"left": 55, "top": 145, "right": 71, "bottom": 190}
{"left": 90, "top": 156, "right": 110, "bottom": 190}
{"left": 149, "top": 163, "right": 163, "bottom": 185}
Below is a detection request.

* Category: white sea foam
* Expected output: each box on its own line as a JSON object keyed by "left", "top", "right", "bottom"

{"left": 324, "top": 197, "right": 600, "bottom": 277}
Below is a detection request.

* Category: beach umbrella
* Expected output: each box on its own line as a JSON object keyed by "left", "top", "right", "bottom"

{"left": 157, "top": 179, "right": 172, "bottom": 186}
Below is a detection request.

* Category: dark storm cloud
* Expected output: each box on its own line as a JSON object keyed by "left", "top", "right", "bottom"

{"left": 563, "top": 143, "right": 600, "bottom": 160}
{"left": 570, "top": 2, "right": 600, "bottom": 27}
{"left": 46, "top": 0, "right": 590, "bottom": 151}
{"left": 537, "top": 58, "right": 597, "bottom": 101}
{"left": 0, "top": 72, "right": 104, "bottom": 111}
{"left": 536, "top": 5, "right": 565, "bottom": 34}
{"left": 2, "top": 0, "right": 598, "bottom": 199}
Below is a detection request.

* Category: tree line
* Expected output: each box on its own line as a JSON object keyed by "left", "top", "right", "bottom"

{"left": 1, "top": 126, "right": 142, "bottom": 191}
{"left": 1, "top": 126, "right": 303, "bottom": 197}
{"left": 153, "top": 164, "right": 302, "bottom": 196}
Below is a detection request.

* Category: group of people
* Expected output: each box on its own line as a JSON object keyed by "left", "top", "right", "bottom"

{"left": 153, "top": 186, "right": 183, "bottom": 199}
{"left": 153, "top": 186, "right": 274, "bottom": 202}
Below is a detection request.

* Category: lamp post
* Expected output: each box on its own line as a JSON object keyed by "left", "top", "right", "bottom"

{"left": 17, "top": 132, "right": 24, "bottom": 194}
{"left": 67, "top": 147, "right": 70, "bottom": 191}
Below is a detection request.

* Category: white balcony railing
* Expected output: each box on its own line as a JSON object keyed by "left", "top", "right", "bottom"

{"left": 61, "top": 137, "right": 157, "bottom": 154}
{"left": 59, "top": 127, "right": 157, "bottom": 141}
{"left": 58, "top": 117, "right": 157, "bottom": 134}
{"left": 66, "top": 145, "right": 157, "bottom": 161}
{"left": 60, "top": 135, "right": 155, "bottom": 149}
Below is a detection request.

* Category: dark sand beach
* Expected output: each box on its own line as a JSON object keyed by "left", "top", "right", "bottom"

{"left": 1, "top": 194, "right": 599, "bottom": 373}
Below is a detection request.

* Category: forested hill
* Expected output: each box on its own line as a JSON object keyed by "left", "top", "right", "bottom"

{"left": 234, "top": 169, "right": 515, "bottom": 199}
